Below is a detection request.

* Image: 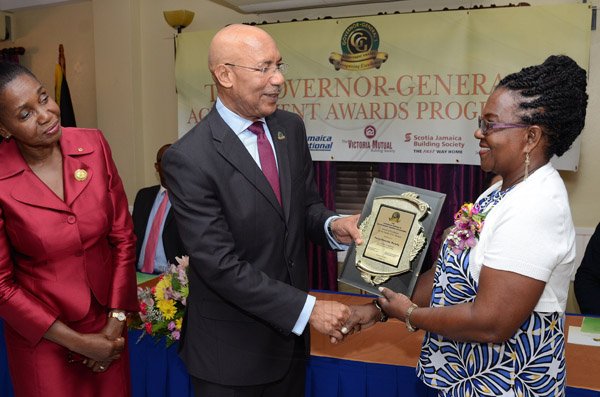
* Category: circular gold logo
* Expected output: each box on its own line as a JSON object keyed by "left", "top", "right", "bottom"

{"left": 74, "top": 169, "right": 88, "bottom": 182}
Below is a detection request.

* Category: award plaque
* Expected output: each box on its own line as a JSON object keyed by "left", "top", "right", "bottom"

{"left": 339, "top": 179, "right": 445, "bottom": 296}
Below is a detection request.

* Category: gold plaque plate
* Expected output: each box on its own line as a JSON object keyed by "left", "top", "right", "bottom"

{"left": 355, "top": 193, "right": 430, "bottom": 286}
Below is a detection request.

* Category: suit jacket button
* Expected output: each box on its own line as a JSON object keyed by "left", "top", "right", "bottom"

{"left": 67, "top": 215, "right": 76, "bottom": 224}
{"left": 288, "top": 260, "right": 294, "bottom": 267}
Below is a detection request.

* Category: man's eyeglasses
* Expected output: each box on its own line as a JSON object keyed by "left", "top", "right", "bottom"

{"left": 224, "top": 63, "right": 288, "bottom": 75}
{"left": 478, "top": 116, "right": 530, "bottom": 136}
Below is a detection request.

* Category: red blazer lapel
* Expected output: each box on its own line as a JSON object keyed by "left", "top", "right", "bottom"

{"left": 60, "top": 131, "right": 94, "bottom": 207}
{"left": 1, "top": 139, "right": 69, "bottom": 212}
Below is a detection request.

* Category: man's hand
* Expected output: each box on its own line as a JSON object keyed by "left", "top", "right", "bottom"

{"left": 330, "top": 214, "right": 362, "bottom": 245}
{"left": 309, "top": 300, "right": 351, "bottom": 343}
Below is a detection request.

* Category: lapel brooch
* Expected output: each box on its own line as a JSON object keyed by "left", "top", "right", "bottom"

{"left": 277, "top": 131, "right": 286, "bottom": 140}
{"left": 74, "top": 169, "right": 88, "bottom": 182}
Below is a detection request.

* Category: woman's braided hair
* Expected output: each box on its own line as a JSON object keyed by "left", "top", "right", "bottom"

{"left": 497, "top": 55, "right": 588, "bottom": 158}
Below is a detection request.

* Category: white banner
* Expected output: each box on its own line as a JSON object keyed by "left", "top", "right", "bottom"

{"left": 176, "top": 4, "right": 591, "bottom": 170}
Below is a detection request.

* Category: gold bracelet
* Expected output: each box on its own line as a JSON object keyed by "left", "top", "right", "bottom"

{"left": 405, "top": 303, "right": 418, "bottom": 332}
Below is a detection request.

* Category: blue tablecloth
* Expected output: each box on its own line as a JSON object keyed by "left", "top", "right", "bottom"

{"left": 0, "top": 320, "right": 15, "bottom": 397}
{"left": 1, "top": 322, "right": 599, "bottom": 396}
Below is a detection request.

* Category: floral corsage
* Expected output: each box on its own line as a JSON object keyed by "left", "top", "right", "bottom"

{"left": 446, "top": 203, "right": 485, "bottom": 254}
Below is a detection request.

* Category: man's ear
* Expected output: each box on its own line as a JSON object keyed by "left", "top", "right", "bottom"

{"left": 213, "top": 64, "right": 233, "bottom": 89}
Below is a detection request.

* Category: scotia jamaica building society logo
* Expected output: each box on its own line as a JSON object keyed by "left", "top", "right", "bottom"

{"left": 329, "top": 21, "right": 388, "bottom": 71}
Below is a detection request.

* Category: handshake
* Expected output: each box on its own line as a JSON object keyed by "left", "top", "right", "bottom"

{"left": 308, "top": 287, "right": 417, "bottom": 343}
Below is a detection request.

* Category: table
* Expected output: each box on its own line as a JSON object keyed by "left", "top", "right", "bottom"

{"left": 2, "top": 291, "right": 599, "bottom": 396}
{"left": 308, "top": 292, "right": 600, "bottom": 397}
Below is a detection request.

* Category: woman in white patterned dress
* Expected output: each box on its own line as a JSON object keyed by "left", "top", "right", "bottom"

{"left": 346, "top": 55, "right": 588, "bottom": 396}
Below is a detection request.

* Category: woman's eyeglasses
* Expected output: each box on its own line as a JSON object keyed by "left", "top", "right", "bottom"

{"left": 478, "top": 116, "right": 530, "bottom": 136}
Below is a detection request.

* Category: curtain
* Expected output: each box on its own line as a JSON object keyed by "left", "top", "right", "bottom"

{"left": 379, "top": 163, "right": 488, "bottom": 272}
{"left": 308, "top": 161, "right": 339, "bottom": 290}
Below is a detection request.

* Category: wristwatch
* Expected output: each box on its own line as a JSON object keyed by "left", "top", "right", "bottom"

{"left": 109, "top": 311, "right": 127, "bottom": 322}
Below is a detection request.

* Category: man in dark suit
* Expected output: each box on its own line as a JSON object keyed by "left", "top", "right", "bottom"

{"left": 574, "top": 222, "right": 600, "bottom": 315}
{"left": 132, "top": 144, "right": 185, "bottom": 274}
{"left": 162, "top": 24, "right": 362, "bottom": 397}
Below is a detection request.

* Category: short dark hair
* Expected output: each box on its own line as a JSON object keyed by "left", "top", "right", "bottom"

{"left": 0, "top": 62, "right": 36, "bottom": 95}
{"left": 496, "top": 55, "right": 588, "bottom": 158}
{"left": 0, "top": 62, "right": 38, "bottom": 143}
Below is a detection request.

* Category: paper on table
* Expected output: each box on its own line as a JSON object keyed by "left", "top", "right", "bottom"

{"left": 581, "top": 317, "right": 600, "bottom": 335}
{"left": 567, "top": 326, "right": 600, "bottom": 347}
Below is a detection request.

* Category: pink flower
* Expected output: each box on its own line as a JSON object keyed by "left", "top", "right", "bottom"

{"left": 447, "top": 202, "right": 486, "bottom": 254}
{"left": 168, "top": 321, "right": 177, "bottom": 331}
{"left": 145, "top": 322, "right": 153, "bottom": 334}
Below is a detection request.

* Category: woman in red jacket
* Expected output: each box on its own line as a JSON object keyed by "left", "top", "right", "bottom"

{"left": 0, "top": 63, "right": 138, "bottom": 396}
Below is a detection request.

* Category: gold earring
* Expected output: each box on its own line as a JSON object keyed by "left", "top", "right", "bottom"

{"left": 524, "top": 152, "right": 530, "bottom": 180}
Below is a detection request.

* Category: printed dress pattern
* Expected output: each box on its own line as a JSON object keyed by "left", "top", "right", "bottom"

{"left": 416, "top": 189, "right": 566, "bottom": 397}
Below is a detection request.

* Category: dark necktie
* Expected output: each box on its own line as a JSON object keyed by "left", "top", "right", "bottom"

{"left": 141, "top": 191, "right": 169, "bottom": 273}
{"left": 247, "top": 121, "right": 281, "bottom": 205}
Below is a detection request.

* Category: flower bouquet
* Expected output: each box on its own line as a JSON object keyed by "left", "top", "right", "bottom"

{"left": 132, "top": 256, "right": 189, "bottom": 346}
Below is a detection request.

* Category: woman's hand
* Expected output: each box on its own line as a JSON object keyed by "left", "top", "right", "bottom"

{"left": 377, "top": 287, "right": 414, "bottom": 322}
{"left": 44, "top": 319, "right": 124, "bottom": 372}
{"left": 339, "top": 303, "right": 380, "bottom": 337}
{"left": 101, "top": 315, "right": 126, "bottom": 342}
{"left": 83, "top": 315, "right": 126, "bottom": 372}
{"left": 74, "top": 332, "right": 124, "bottom": 361}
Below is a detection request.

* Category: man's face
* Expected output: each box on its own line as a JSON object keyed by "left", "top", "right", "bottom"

{"left": 224, "top": 38, "right": 285, "bottom": 120}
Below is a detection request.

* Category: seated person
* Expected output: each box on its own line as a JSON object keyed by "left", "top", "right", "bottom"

{"left": 575, "top": 222, "right": 600, "bottom": 315}
{"left": 133, "top": 144, "right": 185, "bottom": 274}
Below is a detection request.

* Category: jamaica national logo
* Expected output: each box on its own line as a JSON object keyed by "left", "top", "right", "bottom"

{"left": 329, "top": 21, "right": 388, "bottom": 71}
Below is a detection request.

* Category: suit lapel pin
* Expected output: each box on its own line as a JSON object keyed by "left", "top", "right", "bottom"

{"left": 74, "top": 169, "right": 88, "bottom": 182}
{"left": 277, "top": 131, "right": 285, "bottom": 140}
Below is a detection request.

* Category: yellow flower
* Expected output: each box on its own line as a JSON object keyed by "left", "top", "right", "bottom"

{"left": 175, "top": 317, "right": 183, "bottom": 331}
{"left": 154, "top": 275, "right": 172, "bottom": 301}
{"left": 157, "top": 298, "right": 177, "bottom": 320}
